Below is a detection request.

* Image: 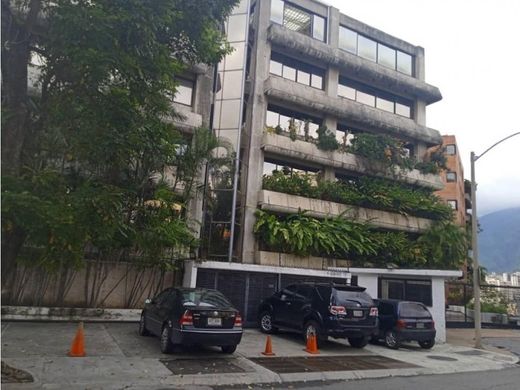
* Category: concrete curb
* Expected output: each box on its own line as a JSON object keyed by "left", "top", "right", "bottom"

{"left": 1, "top": 306, "right": 140, "bottom": 322}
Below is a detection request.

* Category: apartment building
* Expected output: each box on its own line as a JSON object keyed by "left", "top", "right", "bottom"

{"left": 434, "top": 135, "right": 467, "bottom": 227}
{"left": 179, "top": 0, "right": 461, "bottom": 341}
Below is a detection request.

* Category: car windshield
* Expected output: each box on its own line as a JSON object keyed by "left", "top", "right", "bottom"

{"left": 180, "top": 290, "right": 232, "bottom": 308}
{"left": 334, "top": 289, "right": 374, "bottom": 307}
{"left": 400, "top": 302, "right": 431, "bottom": 318}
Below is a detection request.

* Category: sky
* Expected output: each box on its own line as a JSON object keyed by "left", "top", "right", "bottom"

{"left": 327, "top": 0, "right": 520, "bottom": 216}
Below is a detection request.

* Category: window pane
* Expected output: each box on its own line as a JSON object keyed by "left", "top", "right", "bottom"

{"left": 448, "top": 200, "right": 457, "bottom": 210}
{"left": 270, "top": 0, "right": 284, "bottom": 24}
{"left": 338, "top": 84, "right": 356, "bottom": 100}
{"left": 270, "top": 60, "right": 283, "bottom": 76}
{"left": 446, "top": 172, "right": 457, "bottom": 182}
{"left": 376, "top": 96, "right": 394, "bottom": 113}
{"left": 397, "top": 51, "right": 412, "bottom": 75}
{"left": 174, "top": 79, "right": 194, "bottom": 106}
{"left": 446, "top": 144, "right": 456, "bottom": 155}
{"left": 311, "top": 74, "right": 323, "bottom": 89}
{"left": 226, "top": 14, "right": 247, "bottom": 42}
{"left": 313, "top": 15, "right": 325, "bottom": 41}
{"left": 356, "top": 90, "right": 375, "bottom": 106}
{"left": 357, "top": 35, "right": 377, "bottom": 62}
{"left": 225, "top": 42, "right": 245, "bottom": 70}
{"left": 279, "top": 114, "right": 291, "bottom": 130}
{"left": 395, "top": 102, "right": 411, "bottom": 117}
{"left": 339, "top": 26, "right": 357, "bottom": 54}
{"left": 297, "top": 70, "right": 311, "bottom": 85}
{"left": 284, "top": 4, "right": 311, "bottom": 37}
{"left": 266, "top": 110, "right": 279, "bottom": 127}
{"left": 221, "top": 70, "right": 243, "bottom": 99}
{"left": 282, "top": 65, "right": 296, "bottom": 81}
{"left": 378, "top": 44, "right": 396, "bottom": 69}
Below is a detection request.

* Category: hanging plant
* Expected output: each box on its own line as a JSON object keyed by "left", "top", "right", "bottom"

{"left": 316, "top": 125, "right": 339, "bottom": 151}
{"left": 288, "top": 118, "right": 298, "bottom": 141}
{"left": 303, "top": 120, "right": 310, "bottom": 142}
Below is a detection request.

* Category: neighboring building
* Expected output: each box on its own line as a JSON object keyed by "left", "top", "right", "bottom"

{"left": 183, "top": 0, "right": 461, "bottom": 342}
{"left": 434, "top": 135, "right": 466, "bottom": 227}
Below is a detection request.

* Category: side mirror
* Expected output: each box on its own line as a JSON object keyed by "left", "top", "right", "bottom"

{"left": 145, "top": 298, "right": 152, "bottom": 304}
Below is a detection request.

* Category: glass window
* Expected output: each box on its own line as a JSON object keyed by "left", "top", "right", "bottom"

{"left": 270, "top": 0, "right": 284, "bottom": 24}
{"left": 399, "top": 302, "right": 431, "bottom": 318}
{"left": 284, "top": 3, "right": 312, "bottom": 37}
{"left": 311, "top": 74, "right": 323, "bottom": 89}
{"left": 377, "top": 44, "right": 396, "bottom": 69}
{"left": 226, "top": 14, "right": 247, "bottom": 42}
{"left": 221, "top": 70, "right": 243, "bottom": 99}
{"left": 446, "top": 144, "right": 456, "bottom": 155}
{"left": 357, "top": 35, "right": 377, "bottom": 62}
{"left": 297, "top": 70, "right": 310, "bottom": 85}
{"left": 339, "top": 26, "right": 357, "bottom": 54}
{"left": 266, "top": 110, "right": 279, "bottom": 127}
{"left": 282, "top": 65, "right": 296, "bottom": 81}
{"left": 356, "top": 90, "right": 375, "bottom": 107}
{"left": 270, "top": 60, "right": 283, "bottom": 76}
{"left": 380, "top": 278, "right": 432, "bottom": 306}
{"left": 279, "top": 114, "right": 291, "bottom": 129}
{"left": 174, "top": 78, "right": 194, "bottom": 106}
{"left": 376, "top": 97, "right": 394, "bottom": 113}
{"left": 338, "top": 84, "right": 356, "bottom": 100}
{"left": 225, "top": 42, "right": 245, "bottom": 70}
{"left": 397, "top": 51, "right": 413, "bottom": 75}
{"left": 395, "top": 102, "right": 411, "bottom": 118}
{"left": 446, "top": 171, "right": 457, "bottom": 182}
{"left": 448, "top": 200, "right": 458, "bottom": 210}
{"left": 312, "top": 15, "right": 325, "bottom": 41}
{"left": 179, "top": 289, "right": 232, "bottom": 308}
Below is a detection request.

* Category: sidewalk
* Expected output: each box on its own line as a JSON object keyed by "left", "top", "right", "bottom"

{"left": 1, "top": 322, "right": 519, "bottom": 389}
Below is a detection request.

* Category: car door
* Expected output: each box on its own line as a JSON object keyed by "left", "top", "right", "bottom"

{"left": 285, "top": 285, "right": 313, "bottom": 329}
{"left": 274, "top": 285, "right": 299, "bottom": 328}
{"left": 146, "top": 289, "right": 172, "bottom": 335}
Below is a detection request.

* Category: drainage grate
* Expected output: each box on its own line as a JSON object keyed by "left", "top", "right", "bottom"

{"left": 426, "top": 355, "right": 458, "bottom": 361}
{"left": 249, "top": 355, "right": 418, "bottom": 374}
{"left": 454, "top": 350, "right": 489, "bottom": 356}
{"left": 160, "top": 358, "right": 249, "bottom": 375}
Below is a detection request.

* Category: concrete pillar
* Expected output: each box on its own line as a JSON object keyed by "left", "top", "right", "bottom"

{"left": 240, "top": 0, "right": 272, "bottom": 263}
{"left": 415, "top": 46, "right": 426, "bottom": 82}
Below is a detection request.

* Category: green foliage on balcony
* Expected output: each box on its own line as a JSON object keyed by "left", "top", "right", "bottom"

{"left": 262, "top": 171, "right": 453, "bottom": 220}
{"left": 254, "top": 210, "right": 467, "bottom": 269}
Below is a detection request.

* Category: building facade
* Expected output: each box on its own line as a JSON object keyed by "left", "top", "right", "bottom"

{"left": 182, "top": 0, "right": 461, "bottom": 342}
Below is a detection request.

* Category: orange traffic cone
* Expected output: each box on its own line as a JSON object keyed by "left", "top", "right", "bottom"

{"left": 304, "top": 333, "right": 319, "bottom": 354}
{"left": 261, "top": 335, "right": 275, "bottom": 356}
{"left": 68, "top": 322, "right": 86, "bottom": 357}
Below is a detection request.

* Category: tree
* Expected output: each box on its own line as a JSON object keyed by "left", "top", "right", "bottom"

{"left": 1, "top": 0, "right": 238, "bottom": 289}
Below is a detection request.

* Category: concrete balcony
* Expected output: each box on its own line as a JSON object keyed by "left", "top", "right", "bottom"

{"left": 164, "top": 103, "right": 203, "bottom": 133}
{"left": 262, "top": 133, "right": 444, "bottom": 190}
{"left": 268, "top": 23, "right": 442, "bottom": 105}
{"left": 264, "top": 76, "right": 441, "bottom": 146}
{"left": 258, "top": 189, "right": 433, "bottom": 233}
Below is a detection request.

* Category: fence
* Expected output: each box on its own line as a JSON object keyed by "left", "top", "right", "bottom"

{"left": 445, "top": 281, "right": 520, "bottom": 329}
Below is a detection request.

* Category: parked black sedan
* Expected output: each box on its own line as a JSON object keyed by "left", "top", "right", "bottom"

{"left": 139, "top": 287, "right": 243, "bottom": 354}
{"left": 374, "top": 299, "right": 436, "bottom": 349}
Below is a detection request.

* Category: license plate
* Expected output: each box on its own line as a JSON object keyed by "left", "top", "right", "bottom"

{"left": 353, "top": 310, "right": 363, "bottom": 317}
{"left": 417, "top": 322, "right": 425, "bottom": 328}
{"left": 207, "top": 318, "right": 222, "bottom": 326}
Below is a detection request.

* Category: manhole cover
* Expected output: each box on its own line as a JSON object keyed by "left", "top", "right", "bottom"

{"left": 454, "top": 350, "right": 488, "bottom": 356}
{"left": 426, "top": 355, "right": 458, "bottom": 361}
{"left": 249, "top": 355, "right": 418, "bottom": 374}
{"left": 160, "top": 358, "right": 249, "bottom": 375}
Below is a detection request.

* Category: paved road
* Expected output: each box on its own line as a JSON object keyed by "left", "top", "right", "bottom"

{"left": 483, "top": 337, "right": 520, "bottom": 357}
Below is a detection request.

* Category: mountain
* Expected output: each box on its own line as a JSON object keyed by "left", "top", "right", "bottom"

{"left": 478, "top": 207, "right": 520, "bottom": 273}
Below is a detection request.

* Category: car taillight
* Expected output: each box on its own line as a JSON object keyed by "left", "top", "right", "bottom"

{"left": 179, "top": 310, "right": 193, "bottom": 326}
{"left": 396, "top": 319, "right": 407, "bottom": 329}
{"left": 369, "top": 307, "right": 378, "bottom": 317}
{"left": 234, "top": 313, "right": 242, "bottom": 327}
{"left": 431, "top": 319, "right": 435, "bottom": 329}
{"left": 329, "top": 305, "right": 346, "bottom": 315}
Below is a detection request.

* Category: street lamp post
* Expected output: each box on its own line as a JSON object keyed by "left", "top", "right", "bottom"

{"left": 470, "top": 131, "right": 519, "bottom": 349}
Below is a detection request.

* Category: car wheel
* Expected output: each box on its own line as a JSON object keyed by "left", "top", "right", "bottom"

{"left": 303, "top": 320, "right": 323, "bottom": 348}
{"left": 418, "top": 339, "right": 435, "bottom": 349}
{"left": 138, "top": 313, "right": 150, "bottom": 336}
{"left": 259, "top": 311, "right": 278, "bottom": 334}
{"left": 221, "top": 345, "right": 237, "bottom": 354}
{"left": 384, "top": 330, "right": 400, "bottom": 349}
{"left": 160, "top": 325, "right": 174, "bottom": 354}
{"left": 348, "top": 336, "right": 368, "bottom": 348}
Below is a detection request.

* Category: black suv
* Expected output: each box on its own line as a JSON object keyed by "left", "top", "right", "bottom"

{"left": 258, "top": 283, "right": 378, "bottom": 348}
